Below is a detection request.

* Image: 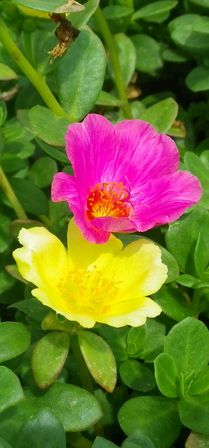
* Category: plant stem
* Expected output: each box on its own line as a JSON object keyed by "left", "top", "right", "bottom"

{"left": 94, "top": 6, "right": 132, "bottom": 119}
{"left": 0, "top": 18, "right": 67, "bottom": 117}
{"left": 0, "top": 166, "right": 27, "bottom": 219}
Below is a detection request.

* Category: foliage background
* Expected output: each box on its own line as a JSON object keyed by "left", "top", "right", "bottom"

{"left": 1, "top": 0, "right": 209, "bottom": 447}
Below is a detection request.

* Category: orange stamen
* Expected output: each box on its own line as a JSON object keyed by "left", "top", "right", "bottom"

{"left": 86, "top": 181, "right": 132, "bottom": 219}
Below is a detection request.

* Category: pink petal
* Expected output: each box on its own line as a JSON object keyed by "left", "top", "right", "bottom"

{"left": 74, "top": 211, "right": 110, "bottom": 243}
{"left": 90, "top": 216, "right": 136, "bottom": 233}
{"left": 65, "top": 114, "right": 116, "bottom": 199}
{"left": 51, "top": 172, "right": 80, "bottom": 209}
{"left": 113, "top": 120, "right": 179, "bottom": 186}
{"left": 131, "top": 170, "right": 202, "bottom": 231}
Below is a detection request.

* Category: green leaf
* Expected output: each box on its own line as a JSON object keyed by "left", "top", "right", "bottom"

{"left": 0, "top": 399, "right": 42, "bottom": 444}
{"left": 103, "top": 5, "right": 133, "bottom": 19}
{"left": 127, "top": 320, "right": 165, "bottom": 361}
{"left": 186, "top": 67, "right": 209, "bottom": 92}
{"left": 160, "top": 247, "right": 179, "bottom": 283}
{"left": 120, "top": 359, "right": 155, "bottom": 392}
{"left": 189, "top": 0, "right": 209, "bottom": 8}
{"left": 130, "top": 100, "right": 146, "bottom": 118}
{"left": 0, "top": 367, "right": 24, "bottom": 413}
{"left": 163, "top": 48, "right": 187, "bottom": 63}
{"left": 110, "top": 33, "right": 136, "bottom": 86}
{"left": 36, "top": 140, "right": 68, "bottom": 164}
{"left": 71, "top": 0, "right": 99, "bottom": 29}
{"left": 0, "top": 102, "right": 7, "bottom": 127}
{"left": 184, "top": 152, "right": 209, "bottom": 209}
{"left": 94, "top": 389, "right": 114, "bottom": 427}
{"left": 10, "top": 299, "right": 49, "bottom": 323}
{"left": 138, "top": 320, "right": 166, "bottom": 362}
{"left": 154, "top": 285, "right": 193, "bottom": 321}
{"left": 0, "top": 271, "right": 15, "bottom": 296}
{"left": 169, "top": 14, "right": 209, "bottom": 52}
{"left": 194, "top": 230, "right": 209, "bottom": 279}
{"left": 164, "top": 317, "right": 209, "bottom": 378}
{"left": 92, "top": 437, "right": 119, "bottom": 448}
{"left": 28, "top": 106, "right": 68, "bottom": 147}
{"left": 97, "top": 326, "right": 128, "bottom": 362}
{"left": 15, "top": 409, "right": 66, "bottom": 448}
{"left": 0, "top": 437, "right": 12, "bottom": 448}
{"left": 176, "top": 274, "right": 204, "bottom": 288}
{"left": 9, "top": 178, "right": 48, "bottom": 215}
{"left": 185, "top": 432, "right": 209, "bottom": 448}
{"left": 96, "top": 91, "right": 122, "bottom": 107}
{"left": 0, "top": 322, "right": 31, "bottom": 363}
{"left": 179, "top": 393, "right": 209, "bottom": 435}
{"left": 78, "top": 331, "right": 117, "bottom": 392}
{"left": 118, "top": 396, "right": 181, "bottom": 448}
{"left": 39, "top": 383, "right": 102, "bottom": 431}
{"left": 140, "top": 98, "right": 178, "bottom": 133}
{"left": 154, "top": 353, "right": 179, "bottom": 398}
{"left": 133, "top": 1, "right": 177, "bottom": 21}
{"left": 29, "top": 157, "right": 57, "bottom": 188}
{"left": 131, "top": 34, "right": 162, "bottom": 75}
{"left": 166, "top": 207, "right": 209, "bottom": 273}
{"left": 0, "top": 63, "right": 18, "bottom": 81}
{"left": 127, "top": 326, "right": 146, "bottom": 357}
{"left": 56, "top": 30, "right": 106, "bottom": 121}
{"left": 122, "top": 433, "right": 156, "bottom": 448}
{"left": 32, "top": 331, "right": 70, "bottom": 389}
{"left": 14, "top": 0, "right": 84, "bottom": 13}
{"left": 188, "top": 367, "right": 209, "bottom": 395}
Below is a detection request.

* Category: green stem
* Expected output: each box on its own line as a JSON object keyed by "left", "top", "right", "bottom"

{"left": 0, "top": 18, "right": 66, "bottom": 117}
{"left": 94, "top": 6, "right": 132, "bottom": 119}
{"left": 0, "top": 166, "right": 27, "bottom": 219}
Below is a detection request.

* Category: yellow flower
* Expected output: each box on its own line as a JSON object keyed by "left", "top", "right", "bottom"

{"left": 13, "top": 219, "right": 167, "bottom": 328}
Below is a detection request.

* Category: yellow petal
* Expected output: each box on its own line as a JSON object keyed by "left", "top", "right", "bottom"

{"left": 32, "top": 288, "right": 96, "bottom": 328}
{"left": 99, "top": 297, "right": 161, "bottom": 328}
{"left": 13, "top": 226, "right": 68, "bottom": 287}
{"left": 108, "top": 238, "right": 167, "bottom": 296}
{"left": 67, "top": 218, "right": 123, "bottom": 268}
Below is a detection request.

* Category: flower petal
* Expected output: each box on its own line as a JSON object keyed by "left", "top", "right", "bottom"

{"left": 13, "top": 227, "right": 68, "bottom": 286}
{"left": 51, "top": 172, "right": 80, "bottom": 209}
{"left": 106, "top": 238, "right": 168, "bottom": 296}
{"left": 132, "top": 170, "right": 202, "bottom": 231}
{"left": 114, "top": 120, "right": 179, "bottom": 185}
{"left": 32, "top": 289, "right": 96, "bottom": 328}
{"left": 99, "top": 298, "right": 161, "bottom": 327}
{"left": 67, "top": 218, "right": 123, "bottom": 268}
{"left": 65, "top": 114, "right": 116, "bottom": 197}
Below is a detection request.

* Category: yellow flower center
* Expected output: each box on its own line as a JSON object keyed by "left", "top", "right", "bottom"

{"left": 86, "top": 181, "right": 132, "bottom": 219}
{"left": 58, "top": 266, "right": 119, "bottom": 315}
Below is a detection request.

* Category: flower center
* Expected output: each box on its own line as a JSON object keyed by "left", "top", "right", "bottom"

{"left": 86, "top": 181, "right": 132, "bottom": 220}
{"left": 58, "top": 267, "right": 119, "bottom": 315}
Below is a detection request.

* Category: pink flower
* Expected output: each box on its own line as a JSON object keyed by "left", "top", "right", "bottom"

{"left": 51, "top": 114, "right": 202, "bottom": 243}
